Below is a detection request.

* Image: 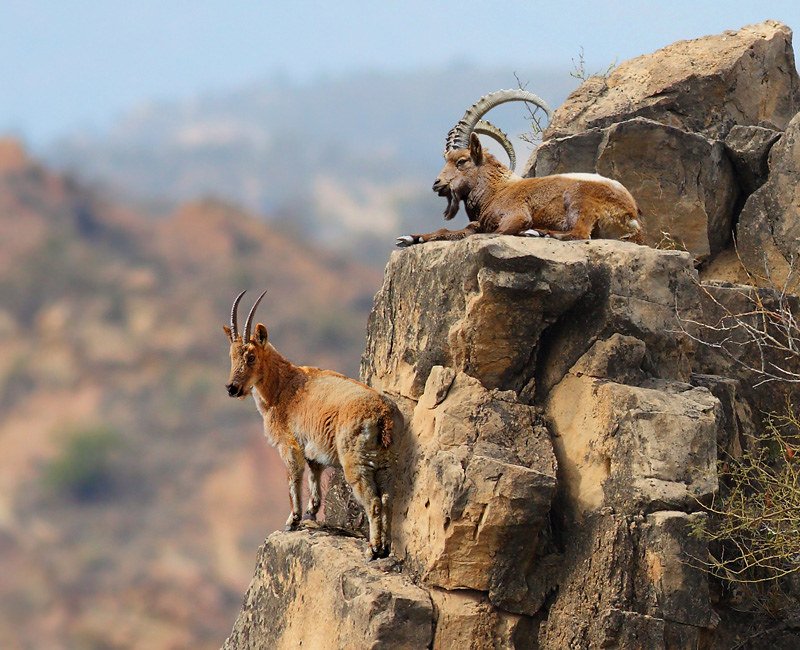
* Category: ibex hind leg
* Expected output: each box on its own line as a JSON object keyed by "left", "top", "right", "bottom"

{"left": 342, "top": 459, "right": 383, "bottom": 560}
{"left": 376, "top": 465, "right": 393, "bottom": 558}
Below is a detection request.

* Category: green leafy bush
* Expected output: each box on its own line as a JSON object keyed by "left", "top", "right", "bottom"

{"left": 44, "top": 426, "right": 121, "bottom": 502}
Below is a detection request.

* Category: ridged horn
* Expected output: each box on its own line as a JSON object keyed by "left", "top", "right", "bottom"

{"left": 445, "top": 88, "right": 553, "bottom": 154}
{"left": 230, "top": 290, "right": 246, "bottom": 340}
{"left": 473, "top": 120, "right": 516, "bottom": 172}
{"left": 243, "top": 290, "right": 268, "bottom": 344}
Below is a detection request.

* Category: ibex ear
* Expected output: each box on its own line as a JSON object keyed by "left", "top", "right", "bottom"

{"left": 255, "top": 323, "right": 268, "bottom": 347}
{"left": 223, "top": 325, "right": 233, "bottom": 342}
{"left": 469, "top": 132, "right": 483, "bottom": 164}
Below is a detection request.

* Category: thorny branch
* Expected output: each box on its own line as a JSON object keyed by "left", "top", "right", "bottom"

{"left": 514, "top": 72, "right": 548, "bottom": 147}
{"left": 675, "top": 251, "right": 800, "bottom": 387}
{"left": 679, "top": 248, "right": 800, "bottom": 611}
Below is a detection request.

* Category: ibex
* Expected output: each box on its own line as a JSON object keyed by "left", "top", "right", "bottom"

{"left": 397, "top": 89, "right": 643, "bottom": 246}
{"left": 223, "top": 290, "right": 400, "bottom": 560}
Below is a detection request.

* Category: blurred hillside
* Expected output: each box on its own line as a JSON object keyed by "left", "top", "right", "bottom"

{"left": 46, "top": 67, "right": 575, "bottom": 265}
{"left": 0, "top": 138, "right": 380, "bottom": 649}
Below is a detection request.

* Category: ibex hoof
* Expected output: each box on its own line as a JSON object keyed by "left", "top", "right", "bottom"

{"left": 522, "top": 229, "right": 542, "bottom": 238}
{"left": 396, "top": 235, "right": 420, "bottom": 247}
{"left": 302, "top": 512, "right": 317, "bottom": 522}
{"left": 365, "top": 543, "right": 391, "bottom": 561}
{"left": 285, "top": 517, "right": 301, "bottom": 531}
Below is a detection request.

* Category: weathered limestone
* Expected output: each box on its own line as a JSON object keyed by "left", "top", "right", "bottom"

{"left": 430, "top": 589, "right": 538, "bottom": 650}
{"left": 539, "top": 511, "right": 718, "bottom": 650}
{"left": 360, "top": 236, "right": 590, "bottom": 400}
{"left": 544, "top": 21, "right": 800, "bottom": 141}
{"left": 546, "top": 339, "right": 719, "bottom": 517}
{"left": 533, "top": 239, "right": 699, "bottom": 396}
{"left": 527, "top": 118, "right": 740, "bottom": 261}
{"left": 393, "top": 370, "right": 556, "bottom": 614}
{"left": 226, "top": 236, "right": 744, "bottom": 649}
{"left": 736, "top": 112, "right": 800, "bottom": 292}
{"left": 221, "top": 530, "right": 434, "bottom": 650}
{"left": 362, "top": 236, "right": 700, "bottom": 404}
{"left": 724, "top": 125, "right": 782, "bottom": 195}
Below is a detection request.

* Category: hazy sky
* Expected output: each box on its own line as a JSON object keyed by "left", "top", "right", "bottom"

{"left": 2, "top": 1, "right": 799, "bottom": 145}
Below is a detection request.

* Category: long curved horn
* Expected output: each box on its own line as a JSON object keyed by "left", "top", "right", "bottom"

{"left": 243, "top": 290, "right": 268, "bottom": 343}
{"left": 473, "top": 120, "right": 517, "bottom": 172}
{"left": 230, "top": 290, "right": 246, "bottom": 340}
{"left": 445, "top": 89, "right": 553, "bottom": 153}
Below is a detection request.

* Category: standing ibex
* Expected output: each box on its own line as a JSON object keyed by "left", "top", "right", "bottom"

{"left": 397, "top": 89, "right": 643, "bottom": 246}
{"left": 223, "top": 290, "right": 400, "bottom": 560}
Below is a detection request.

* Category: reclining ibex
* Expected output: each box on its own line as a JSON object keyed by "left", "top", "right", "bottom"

{"left": 397, "top": 89, "right": 643, "bottom": 246}
{"left": 223, "top": 290, "right": 401, "bottom": 560}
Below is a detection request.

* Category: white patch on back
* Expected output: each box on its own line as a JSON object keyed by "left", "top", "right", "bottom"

{"left": 556, "top": 173, "right": 627, "bottom": 193}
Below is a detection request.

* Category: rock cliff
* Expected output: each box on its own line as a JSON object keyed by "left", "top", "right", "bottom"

{"left": 222, "top": 22, "right": 800, "bottom": 650}
{"left": 224, "top": 238, "right": 727, "bottom": 649}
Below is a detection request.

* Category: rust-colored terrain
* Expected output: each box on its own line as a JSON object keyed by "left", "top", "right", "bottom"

{"left": 0, "top": 139, "right": 380, "bottom": 649}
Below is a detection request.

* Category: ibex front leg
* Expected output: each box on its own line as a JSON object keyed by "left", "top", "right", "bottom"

{"left": 280, "top": 445, "right": 305, "bottom": 530}
{"left": 303, "top": 459, "right": 324, "bottom": 522}
{"left": 396, "top": 222, "right": 479, "bottom": 247}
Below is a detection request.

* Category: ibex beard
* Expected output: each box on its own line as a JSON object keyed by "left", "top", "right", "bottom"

{"left": 223, "top": 290, "right": 400, "bottom": 560}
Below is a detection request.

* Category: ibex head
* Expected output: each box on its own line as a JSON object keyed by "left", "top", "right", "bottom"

{"left": 434, "top": 89, "right": 553, "bottom": 220}
{"left": 433, "top": 132, "right": 488, "bottom": 220}
{"left": 223, "top": 290, "right": 268, "bottom": 399}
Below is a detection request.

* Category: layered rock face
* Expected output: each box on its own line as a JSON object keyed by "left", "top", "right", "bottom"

{"left": 526, "top": 20, "right": 800, "bottom": 273}
{"left": 223, "top": 237, "right": 730, "bottom": 649}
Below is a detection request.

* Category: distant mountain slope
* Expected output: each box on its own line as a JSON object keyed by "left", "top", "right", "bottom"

{"left": 0, "top": 139, "right": 380, "bottom": 649}
{"left": 46, "top": 67, "right": 576, "bottom": 263}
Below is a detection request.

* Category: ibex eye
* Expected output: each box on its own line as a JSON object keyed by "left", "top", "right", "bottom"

{"left": 456, "top": 159, "right": 466, "bottom": 168}
{"left": 247, "top": 354, "right": 256, "bottom": 364}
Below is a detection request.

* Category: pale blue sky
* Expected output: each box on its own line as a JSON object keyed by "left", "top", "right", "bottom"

{"left": 2, "top": 1, "right": 799, "bottom": 145}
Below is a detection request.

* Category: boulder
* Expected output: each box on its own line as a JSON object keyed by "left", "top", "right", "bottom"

{"left": 430, "top": 589, "right": 538, "bottom": 650}
{"left": 527, "top": 118, "right": 740, "bottom": 261}
{"left": 539, "top": 512, "right": 718, "bottom": 650}
{"left": 362, "top": 236, "right": 700, "bottom": 403}
{"left": 221, "top": 529, "right": 434, "bottom": 650}
{"left": 391, "top": 370, "right": 557, "bottom": 614}
{"left": 544, "top": 21, "right": 800, "bottom": 141}
{"left": 360, "top": 236, "right": 590, "bottom": 400}
{"left": 546, "top": 338, "right": 719, "bottom": 517}
{"left": 724, "top": 125, "right": 782, "bottom": 195}
{"left": 736, "top": 112, "right": 800, "bottom": 292}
